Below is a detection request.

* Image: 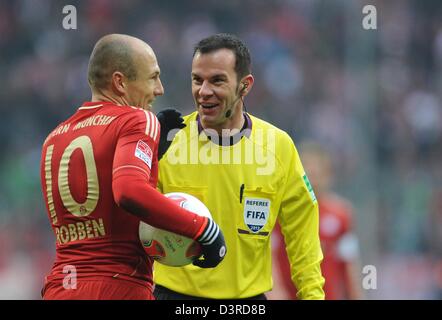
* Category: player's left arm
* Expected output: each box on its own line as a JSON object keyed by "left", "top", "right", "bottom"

{"left": 111, "top": 110, "right": 210, "bottom": 241}
{"left": 277, "top": 135, "right": 325, "bottom": 300}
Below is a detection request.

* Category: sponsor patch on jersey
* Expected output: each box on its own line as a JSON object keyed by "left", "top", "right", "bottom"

{"left": 135, "top": 140, "right": 153, "bottom": 168}
{"left": 243, "top": 198, "right": 270, "bottom": 233}
{"left": 303, "top": 173, "right": 317, "bottom": 203}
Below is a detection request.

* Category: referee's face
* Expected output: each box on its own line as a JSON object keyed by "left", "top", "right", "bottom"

{"left": 191, "top": 49, "right": 243, "bottom": 132}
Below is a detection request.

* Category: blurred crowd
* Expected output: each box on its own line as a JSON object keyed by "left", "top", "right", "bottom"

{"left": 0, "top": 0, "right": 441, "bottom": 299}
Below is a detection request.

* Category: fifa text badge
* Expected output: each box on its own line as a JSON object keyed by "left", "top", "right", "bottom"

{"left": 243, "top": 198, "right": 270, "bottom": 233}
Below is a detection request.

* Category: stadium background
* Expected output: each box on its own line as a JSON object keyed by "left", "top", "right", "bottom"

{"left": 0, "top": 0, "right": 441, "bottom": 299}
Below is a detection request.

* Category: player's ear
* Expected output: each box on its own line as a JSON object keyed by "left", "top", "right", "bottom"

{"left": 111, "top": 71, "right": 126, "bottom": 96}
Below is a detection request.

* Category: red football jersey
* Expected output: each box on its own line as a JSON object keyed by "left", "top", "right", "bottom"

{"left": 273, "top": 194, "right": 357, "bottom": 300}
{"left": 40, "top": 101, "right": 160, "bottom": 287}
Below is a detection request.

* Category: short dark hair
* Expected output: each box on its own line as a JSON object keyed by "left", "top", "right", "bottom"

{"left": 193, "top": 33, "right": 251, "bottom": 80}
{"left": 87, "top": 40, "right": 137, "bottom": 90}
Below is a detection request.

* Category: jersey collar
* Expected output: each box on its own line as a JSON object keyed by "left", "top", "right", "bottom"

{"left": 79, "top": 101, "right": 114, "bottom": 110}
{"left": 196, "top": 113, "right": 253, "bottom": 146}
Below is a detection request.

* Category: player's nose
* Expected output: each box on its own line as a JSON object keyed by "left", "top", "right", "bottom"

{"left": 155, "top": 79, "right": 164, "bottom": 96}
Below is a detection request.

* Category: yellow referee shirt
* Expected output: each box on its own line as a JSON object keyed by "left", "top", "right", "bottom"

{"left": 155, "top": 112, "right": 324, "bottom": 299}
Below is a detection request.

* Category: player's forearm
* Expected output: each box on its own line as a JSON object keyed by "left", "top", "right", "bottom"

{"left": 112, "top": 170, "right": 206, "bottom": 239}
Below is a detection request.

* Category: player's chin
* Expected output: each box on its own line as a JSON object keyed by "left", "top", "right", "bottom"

{"left": 140, "top": 104, "right": 153, "bottom": 111}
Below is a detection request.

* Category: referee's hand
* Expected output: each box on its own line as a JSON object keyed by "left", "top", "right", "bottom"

{"left": 194, "top": 218, "right": 227, "bottom": 268}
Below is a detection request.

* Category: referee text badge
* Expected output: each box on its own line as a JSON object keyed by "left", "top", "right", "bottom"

{"left": 243, "top": 198, "right": 270, "bottom": 233}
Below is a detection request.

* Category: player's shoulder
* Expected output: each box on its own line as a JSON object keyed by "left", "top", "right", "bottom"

{"left": 110, "top": 105, "right": 158, "bottom": 131}
{"left": 118, "top": 106, "right": 160, "bottom": 139}
{"left": 43, "top": 119, "right": 71, "bottom": 146}
{"left": 86, "top": 104, "right": 159, "bottom": 141}
{"left": 110, "top": 104, "right": 156, "bottom": 120}
{"left": 76, "top": 102, "right": 155, "bottom": 121}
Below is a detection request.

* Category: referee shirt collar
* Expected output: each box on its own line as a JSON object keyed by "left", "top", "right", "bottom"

{"left": 196, "top": 113, "right": 252, "bottom": 146}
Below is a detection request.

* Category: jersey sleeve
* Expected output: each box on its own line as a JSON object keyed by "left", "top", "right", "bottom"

{"left": 111, "top": 109, "right": 207, "bottom": 239}
{"left": 113, "top": 109, "right": 160, "bottom": 181}
{"left": 277, "top": 134, "right": 325, "bottom": 300}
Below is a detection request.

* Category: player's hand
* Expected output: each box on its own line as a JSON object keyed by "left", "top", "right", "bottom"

{"left": 193, "top": 218, "right": 227, "bottom": 268}
{"left": 156, "top": 109, "right": 186, "bottom": 160}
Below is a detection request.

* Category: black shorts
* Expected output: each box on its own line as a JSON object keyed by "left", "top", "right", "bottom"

{"left": 153, "top": 284, "right": 267, "bottom": 300}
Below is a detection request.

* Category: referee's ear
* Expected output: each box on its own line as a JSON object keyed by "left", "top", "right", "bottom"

{"left": 239, "top": 74, "right": 254, "bottom": 97}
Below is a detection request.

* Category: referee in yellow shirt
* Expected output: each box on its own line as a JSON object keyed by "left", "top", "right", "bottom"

{"left": 154, "top": 33, "right": 325, "bottom": 300}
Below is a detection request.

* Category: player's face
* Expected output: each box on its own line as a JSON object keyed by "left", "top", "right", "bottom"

{"left": 191, "top": 49, "right": 243, "bottom": 130}
{"left": 126, "top": 51, "right": 164, "bottom": 111}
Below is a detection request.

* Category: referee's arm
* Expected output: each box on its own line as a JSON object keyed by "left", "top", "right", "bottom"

{"left": 278, "top": 141, "right": 325, "bottom": 300}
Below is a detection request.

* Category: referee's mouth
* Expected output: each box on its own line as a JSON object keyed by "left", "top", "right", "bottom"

{"left": 200, "top": 103, "right": 219, "bottom": 109}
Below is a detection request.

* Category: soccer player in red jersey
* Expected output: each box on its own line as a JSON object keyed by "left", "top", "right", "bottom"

{"left": 40, "top": 34, "right": 226, "bottom": 300}
{"left": 270, "top": 142, "right": 362, "bottom": 300}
